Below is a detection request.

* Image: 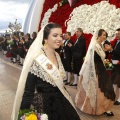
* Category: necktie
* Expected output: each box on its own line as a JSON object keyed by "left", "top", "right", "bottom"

{"left": 65, "top": 40, "right": 68, "bottom": 46}
{"left": 114, "top": 40, "right": 120, "bottom": 50}
{"left": 74, "top": 39, "right": 78, "bottom": 46}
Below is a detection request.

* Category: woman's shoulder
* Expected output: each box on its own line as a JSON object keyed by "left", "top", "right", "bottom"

{"left": 55, "top": 51, "right": 59, "bottom": 56}
{"left": 94, "top": 43, "right": 101, "bottom": 49}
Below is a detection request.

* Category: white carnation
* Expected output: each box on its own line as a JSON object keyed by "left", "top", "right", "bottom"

{"left": 109, "top": 63, "right": 112, "bottom": 67}
{"left": 41, "top": 114, "right": 48, "bottom": 120}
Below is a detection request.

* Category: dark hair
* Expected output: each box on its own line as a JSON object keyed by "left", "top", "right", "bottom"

{"left": 98, "top": 29, "right": 108, "bottom": 37}
{"left": 43, "top": 23, "right": 61, "bottom": 44}
{"left": 21, "top": 37, "right": 25, "bottom": 41}
{"left": 26, "top": 33, "right": 30, "bottom": 38}
{"left": 77, "top": 28, "right": 83, "bottom": 33}
{"left": 13, "top": 32, "right": 19, "bottom": 39}
{"left": 20, "top": 32, "right": 24, "bottom": 36}
{"left": 32, "top": 32, "right": 37, "bottom": 38}
{"left": 103, "top": 40, "right": 111, "bottom": 47}
{"left": 65, "top": 32, "right": 71, "bottom": 36}
{"left": 116, "top": 28, "right": 120, "bottom": 31}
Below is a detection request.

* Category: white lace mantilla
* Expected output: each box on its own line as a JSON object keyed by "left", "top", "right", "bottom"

{"left": 55, "top": 52, "right": 67, "bottom": 81}
{"left": 81, "top": 48, "right": 97, "bottom": 107}
{"left": 30, "top": 60, "right": 56, "bottom": 87}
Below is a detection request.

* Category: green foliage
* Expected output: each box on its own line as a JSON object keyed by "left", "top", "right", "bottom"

{"left": 59, "top": 0, "right": 68, "bottom": 7}
{"left": 18, "top": 109, "right": 35, "bottom": 120}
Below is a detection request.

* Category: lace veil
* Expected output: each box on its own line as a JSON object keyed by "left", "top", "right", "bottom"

{"left": 80, "top": 33, "right": 98, "bottom": 107}
{"left": 11, "top": 25, "right": 46, "bottom": 120}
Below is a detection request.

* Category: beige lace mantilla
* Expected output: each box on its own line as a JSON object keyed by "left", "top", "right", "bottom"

{"left": 30, "top": 50, "right": 66, "bottom": 87}
{"left": 80, "top": 42, "right": 106, "bottom": 108}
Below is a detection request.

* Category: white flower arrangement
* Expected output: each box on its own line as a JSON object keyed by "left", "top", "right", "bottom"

{"left": 66, "top": 1, "right": 120, "bottom": 40}
{"left": 19, "top": 109, "right": 48, "bottom": 120}
{"left": 104, "top": 59, "right": 114, "bottom": 70}
{"left": 41, "top": 4, "right": 58, "bottom": 28}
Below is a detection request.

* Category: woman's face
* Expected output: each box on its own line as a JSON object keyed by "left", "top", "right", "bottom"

{"left": 46, "top": 28, "right": 63, "bottom": 49}
{"left": 99, "top": 31, "right": 107, "bottom": 42}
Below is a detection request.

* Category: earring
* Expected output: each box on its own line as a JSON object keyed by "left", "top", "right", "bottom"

{"left": 44, "top": 40, "right": 48, "bottom": 48}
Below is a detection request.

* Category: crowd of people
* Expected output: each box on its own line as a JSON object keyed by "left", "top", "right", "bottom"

{"left": 0, "top": 31, "right": 37, "bottom": 66}
{"left": 61, "top": 27, "right": 120, "bottom": 117}
{"left": 58, "top": 28, "right": 86, "bottom": 86}
{"left": 0, "top": 27, "right": 86, "bottom": 86}
{"left": 0, "top": 23, "right": 120, "bottom": 120}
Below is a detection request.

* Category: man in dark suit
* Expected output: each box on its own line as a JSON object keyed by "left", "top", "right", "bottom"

{"left": 68, "top": 28, "right": 86, "bottom": 86}
{"left": 62, "top": 32, "right": 74, "bottom": 85}
{"left": 110, "top": 28, "right": 120, "bottom": 105}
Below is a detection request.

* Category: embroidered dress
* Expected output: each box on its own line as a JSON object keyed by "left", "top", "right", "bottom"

{"left": 75, "top": 42, "right": 115, "bottom": 115}
{"left": 20, "top": 48, "right": 80, "bottom": 120}
{"left": 11, "top": 24, "right": 80, "bottom": 120}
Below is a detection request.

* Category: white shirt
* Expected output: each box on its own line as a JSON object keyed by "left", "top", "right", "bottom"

{"left": 74, "top": 39, "right": 78, "bottom": 46}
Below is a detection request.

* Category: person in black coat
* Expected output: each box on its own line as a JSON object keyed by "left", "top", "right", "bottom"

{"left": 18, "top": 37, "right": 25, "bottom": 66}
{"left": 12, "top": 23, "right": 80, "bottom": 120}
{"left": 103, "top": 40, "right": 111, "bottom": 59}
{"left": 68, "top": 28, "right": 86, "bottom": 86}
{"left": 29, "top": 32, "right": 37, "bottom": 45}
{"left": 103, "top": 32, "right": 111, "bottom": 60}
{"left": 63, "top": 32, "right": 74, "bottom": 85}
{"left": 24, "top": 33, "right": 31, "bottom": 57}
{"left": 11, "top": 33, "right": 19, "bottom": 63}
{"left": 108, "top": 28, "right": 120, "bottom": 105}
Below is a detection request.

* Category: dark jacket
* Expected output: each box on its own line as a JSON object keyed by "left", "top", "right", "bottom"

{"left": 63, "top": 39, "right": 74, "bottom": 59}
{"left": 112, "top": 40, "right": 120, "bottom": 60}
{"left": 71, "top": 36, "right": 86, "bottom": 59}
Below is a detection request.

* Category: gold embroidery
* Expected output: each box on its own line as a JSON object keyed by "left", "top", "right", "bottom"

{"left": 46, "top": 63, "right": 53, "bottom": 70}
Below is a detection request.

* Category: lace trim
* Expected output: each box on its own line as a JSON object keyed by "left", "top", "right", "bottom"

{"left": 95, "top": 44, "right": 105, "bottom": 61}
{"left": 30, "top": 60, "right": 56, "bottom": 87}
{"left": 55, "top": 52, "right": 67, "bottom": 81}
{"left": 82, "top": 48, "right": 97, "bottom": 107}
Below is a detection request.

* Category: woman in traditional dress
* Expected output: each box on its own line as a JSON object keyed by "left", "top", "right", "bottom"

{"left": 11, "top": 23, "right": 80, "bottom": 120}
{"left": 75, "top": 29, "right": 115, "bottom": 116}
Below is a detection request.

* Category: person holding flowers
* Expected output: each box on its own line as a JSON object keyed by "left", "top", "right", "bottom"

{"left": 75, "top": 29, "right": 115, "bottom": 116}
{"left": 11, "top": 23, "right": 80, "bottom": 120}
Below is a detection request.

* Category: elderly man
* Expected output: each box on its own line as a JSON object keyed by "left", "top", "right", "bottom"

{"left": 68, "top": 28, "right": 86, "bottom": 86}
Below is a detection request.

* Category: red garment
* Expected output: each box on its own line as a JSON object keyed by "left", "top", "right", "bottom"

{"left": 6, "top": 51, "right": 12, "bottom": 58}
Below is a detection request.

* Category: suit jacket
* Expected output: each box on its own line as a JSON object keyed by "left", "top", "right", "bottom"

{"left": 112, "top": 40, "right": 120, "bottom": 60}
{"left": 63, "top": 39, "right": 74, "bottom": 59}
{"left": 71, "top": 36, "right": 86, "bottom": 59}
{"left": 24, "top": 41, "right": 31, "bottom": 50}
{"left": 11, "top": 39, "right": 18, "bottom": 49}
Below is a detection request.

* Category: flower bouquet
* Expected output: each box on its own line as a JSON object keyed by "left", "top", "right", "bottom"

{"left": 104, "top": 59, "right": 114, "bottom": 70}
{"left": 18, "top": 109, "right": 48, "bottom": 120}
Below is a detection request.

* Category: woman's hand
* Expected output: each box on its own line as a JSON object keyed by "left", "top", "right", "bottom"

{"left": 104, "top": 44, "right": 113, "bottom": 51}
{"left": 68, "top": 43, "right": 72, "bottom": 47}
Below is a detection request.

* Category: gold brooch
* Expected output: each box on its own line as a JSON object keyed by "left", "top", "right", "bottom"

{"left": 46, "top": 63, "right": 53, "bottom": 70}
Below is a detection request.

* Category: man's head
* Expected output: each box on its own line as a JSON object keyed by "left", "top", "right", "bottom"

{"left": 64, "top": 32, "right": 71, "bottom": 40}
{"left": 116, "top": 28, "right": 120, "bottom": 40}
{"left": 76, "top": 28, "right": 83, "bottom": 38}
